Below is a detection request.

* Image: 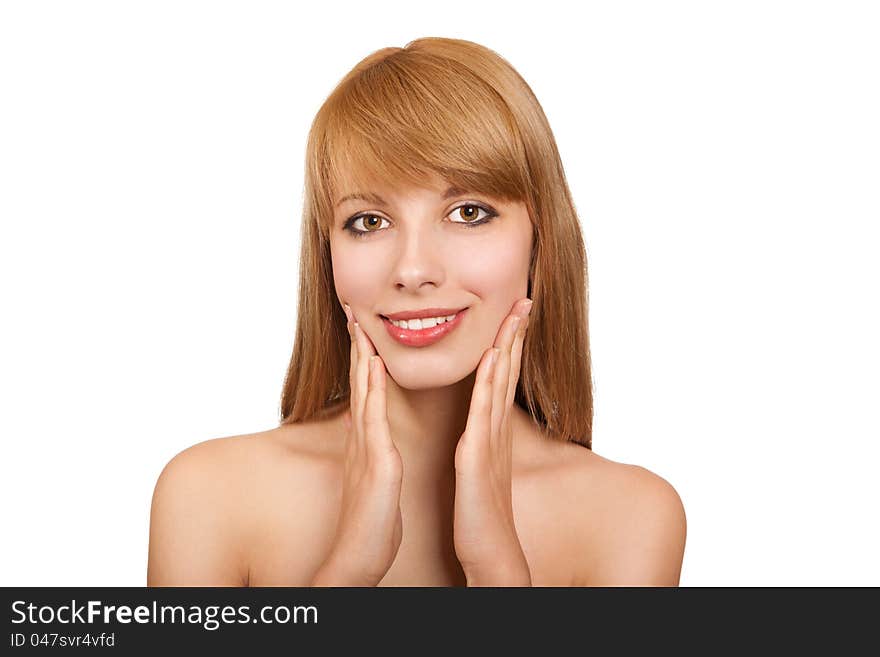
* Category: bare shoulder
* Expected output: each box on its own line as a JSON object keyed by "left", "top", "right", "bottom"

{"left": 528, "top": 440, "right": 687, "bottom": 586}
{"left": 147, "top": 419, "right": 343, "bottom": 586}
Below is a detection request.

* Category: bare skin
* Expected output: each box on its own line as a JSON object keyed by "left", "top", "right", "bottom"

{"left": 148, "top": 177, "right": 687, "bottom": 586}
{"left": 147, "top": 406, "right": 686, "bottom": 586}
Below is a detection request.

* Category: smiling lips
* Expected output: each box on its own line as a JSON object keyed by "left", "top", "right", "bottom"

{"left": 380, "top": 308, "right": 469, "bottom": 347}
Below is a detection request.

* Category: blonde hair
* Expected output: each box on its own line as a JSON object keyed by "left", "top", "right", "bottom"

{"left": 279, "top": 37, "right": 593, "bottom": 449}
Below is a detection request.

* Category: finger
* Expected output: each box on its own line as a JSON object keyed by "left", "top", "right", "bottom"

{"left": 343, "top": 305, "right": 361, "bottom": 460}
{"left": 364, "top": 354, "right": 395, "bottom": 459}
{"left": 353, "top": 318, "right": 379, "bottom": 425}
{"left": 345, "top": 305, "right": 359, "bottom": 424}
{"left": 349, "top": 326, "right": 357, "bottom": 396}
{"left": 506, "top": 302, "right": 532, "bottom": 414}
{"left": 490, "top": 313, "right": 520, "bottom": 441}
{"left": 460, "top": 347, "right": 499, "bottom": 463}
{"left": 353, "top": 322, "right": 369, "bottom": 427}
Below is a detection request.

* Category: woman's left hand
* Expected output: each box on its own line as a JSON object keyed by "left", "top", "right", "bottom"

{"left": 453, "top": 297, "right": 534, "bottom": 586}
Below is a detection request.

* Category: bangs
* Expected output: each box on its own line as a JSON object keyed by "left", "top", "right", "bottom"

{"left": 311, "top": 53, "right": 532, "bottom": 232}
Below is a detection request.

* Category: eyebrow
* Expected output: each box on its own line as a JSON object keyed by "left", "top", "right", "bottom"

{"left": 335, "top": 186, "right": 470, "bottom": 208}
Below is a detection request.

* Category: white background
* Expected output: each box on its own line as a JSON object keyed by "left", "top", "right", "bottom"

{"left": 1, "top": 0, "right": 878, "bottom": 586}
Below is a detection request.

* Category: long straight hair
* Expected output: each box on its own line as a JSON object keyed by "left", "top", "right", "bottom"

{"left": 279, "top": 37, "right": 593, "bottom": 449}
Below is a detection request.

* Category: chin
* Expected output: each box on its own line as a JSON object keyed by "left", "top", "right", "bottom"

{"left": 384, "top": 359, "right": 476, "bottom": 391}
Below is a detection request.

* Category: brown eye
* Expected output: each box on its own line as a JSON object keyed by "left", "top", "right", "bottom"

{"left": 344, "top": 202, "right": 498, "bottom": 239}
{"left": 361, "top": 215, "right": 383, "bottom": 231}
{"left": 450, "top": 203, "right": 494, "bottom": 225}
{"left": 347, "top": 213, "right": 389, "bottom": 235}
{"left": 458, "top": 205, "right": 481, "bottom": 222}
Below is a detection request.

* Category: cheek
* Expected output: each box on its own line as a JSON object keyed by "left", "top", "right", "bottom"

{"left": 457, "top": 246, "right": 515, "bottom": 294}
{"left": 331, "top": 242, "right": 385, "bottom": 305}
{"left": 454, "top": 232, "right": 531, "bottom": 300}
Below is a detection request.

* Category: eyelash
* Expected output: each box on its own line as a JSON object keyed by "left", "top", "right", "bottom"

{"left": 342, "top": 202, "right": 499, "bottom": 239}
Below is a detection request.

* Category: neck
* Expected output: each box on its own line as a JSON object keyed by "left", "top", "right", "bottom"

{"left": 382, "top": 370, "right": 476, "bottom": 475}
{"left": 380, "top": 370, "right": 539, "bottom": 479}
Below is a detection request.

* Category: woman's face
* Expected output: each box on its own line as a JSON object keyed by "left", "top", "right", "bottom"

{"left": 329, "top": 173, "right": 533, "bottom": 390}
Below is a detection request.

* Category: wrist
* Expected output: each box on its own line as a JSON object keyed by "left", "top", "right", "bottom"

{"left": 464, "top": 557, "right": 532, "bottom": 587}
{"left": 310, "top": 554, "right": 380, "bottom": 587}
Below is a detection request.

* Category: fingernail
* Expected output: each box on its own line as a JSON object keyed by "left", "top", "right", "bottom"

{"left": 523, "top": 299, "right": 533, "bottom": 315}
{"left": 343, "top": 303, "right": 352, "bottom": 322}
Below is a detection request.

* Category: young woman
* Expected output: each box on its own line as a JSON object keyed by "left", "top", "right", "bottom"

{"left": 147, "top": 37, "right": 687, "bottom": 587}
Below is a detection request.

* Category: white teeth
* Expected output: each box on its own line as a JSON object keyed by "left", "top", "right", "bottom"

{"left": 390, "top": 313, "right": 457, "bottom": 330}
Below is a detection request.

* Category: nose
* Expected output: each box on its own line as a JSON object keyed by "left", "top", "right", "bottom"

{"left": 389, "top": 222, "right": 447, "bottom": 291}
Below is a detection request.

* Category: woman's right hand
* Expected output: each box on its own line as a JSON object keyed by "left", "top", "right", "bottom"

{"left": 311, "top": 304, "right": 403, "bottom": 587}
